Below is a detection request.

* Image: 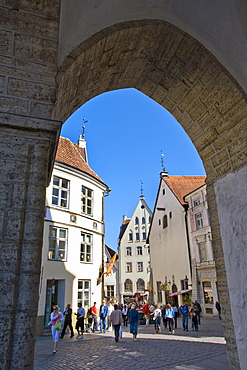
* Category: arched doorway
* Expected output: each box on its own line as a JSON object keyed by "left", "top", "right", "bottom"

{"left": 53, "top": 21, "right": 247, "bottom": 368}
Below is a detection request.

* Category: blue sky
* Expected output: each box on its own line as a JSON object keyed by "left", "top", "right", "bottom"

{"left": 61, "top": 88, "right": 205, "bottom": 251}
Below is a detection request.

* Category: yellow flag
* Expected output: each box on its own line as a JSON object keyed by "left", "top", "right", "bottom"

{"left": 106, "top": 253, "right": 117, "bottom": 275}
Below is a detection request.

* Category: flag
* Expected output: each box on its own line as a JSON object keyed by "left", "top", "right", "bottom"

{"left": 106, "top": 253, "right": 117, "bottom": 275}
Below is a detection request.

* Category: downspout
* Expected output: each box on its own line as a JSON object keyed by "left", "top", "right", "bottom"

{"left": 184, "top": 205, "right": 192, "bottom": 279}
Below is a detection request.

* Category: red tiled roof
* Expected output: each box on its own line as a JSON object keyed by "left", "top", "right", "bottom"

{"left": 55, "top": 137, "right": 103, "bottom": 182}
{"left": 163, "top": 176, "right": 206, "bottom": 205}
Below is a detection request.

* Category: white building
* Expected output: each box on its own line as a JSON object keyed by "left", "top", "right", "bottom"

{"left": 37, "top": 136, "right": 109, "bottom": 335}
{"left": 148, "top": 170, "right": 205, "bottom": 307}
{"left": 118, "top": 195, "right": 152, "bottom": 304}
{"left": 185, "top": 184, "right": 219, "bottom": 316}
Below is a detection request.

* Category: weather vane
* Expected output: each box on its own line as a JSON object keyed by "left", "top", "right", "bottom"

{"left": 81, "top": 118, "right": 88, "bottom": 138}
{"left": 161, "top": 150, "right": 165, "bottom": 168}
{"left": 140, "top": 180, "right": 143, "bottom": 196}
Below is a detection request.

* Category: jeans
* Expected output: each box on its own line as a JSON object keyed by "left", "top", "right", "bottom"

{"left": 113, "top": 324, "right": 120, "bottom": 341}
{"left": 92, "top": 316, "right": 98, "bottom": 331}
{"left": 182, "top": 315, "right": 188, "bottom": 330}
{"left": 167, "top": 318, "right": 174, "bottom": 332}
{"left": 100, "top": 317, "right": 107, "bottom": 332}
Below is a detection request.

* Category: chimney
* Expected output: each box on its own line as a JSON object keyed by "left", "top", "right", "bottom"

{"left": 78, "top": 135, "right": 88, "bottom": 163}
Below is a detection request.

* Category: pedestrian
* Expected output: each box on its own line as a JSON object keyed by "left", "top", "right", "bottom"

{"left": 172, "top": 304, "right": 178, "bottom": 329}
{"left": 107, "top": 301, "right": 114, "bottom": 331}
{"left": 192, "top": 312, "right": 198, "bottom": 331}
{"left": 161, "top": 305, "right": 168, "bottom": 329}
{"left": 179, "top": 302, "right": 189, "bottom": 331}
{"left": 122, "top": 304, "right": 128, "bottom": 327}
{"left": 194, "top": 300, "right": 202, "bottom": 324}
{"left": 166, "top": 304, "right": 175, "bottom": 334}
{"left": 153, "top": 304, "right": 162, "bottom": 332}
{"left": 128, "top": 304, "right": 140, "bottom": 341}
{"left": 215, "top": 301, "right": 221, "bottom": 320}
{"left": 142, "top": 302, "right": 151, "bottom": 326}
{"left": 75, "top": 302, "right": 85, "bottom": 338}
{"left": 99, "top": 300, "right": 108, "bottom": 333}
{"left": 50, "top": 305, "right": 63, "bottom": 353}
{"left": 90, "top": 302, "right": 99, "bottom": 332}
{"left": 60, "top": 303, "right": 74, "bottom": 338}
{"left": 110, "top": 304, "right": 122, "bottom": 342}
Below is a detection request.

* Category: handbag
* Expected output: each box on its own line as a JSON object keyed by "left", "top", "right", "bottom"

{"left": 54, "top": 320, "right": 62, "bottom": 331}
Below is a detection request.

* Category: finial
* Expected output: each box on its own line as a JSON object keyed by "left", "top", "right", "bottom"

{"left": 161, "top": 150, "right": 165, "bottom": 169}
{"left": 81, "top": 118, "right": 88, "bottom": 138}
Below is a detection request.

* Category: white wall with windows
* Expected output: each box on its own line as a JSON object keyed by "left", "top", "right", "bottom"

{"left": 37, "top": 156, "right": 108, "bottom": 334}
{"left": 118, "top": 195, "right": 152, "bottom": 303}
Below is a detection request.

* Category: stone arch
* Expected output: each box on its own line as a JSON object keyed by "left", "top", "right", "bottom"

{"left": 53, "top": 20, "right": 247, "bottom": 367}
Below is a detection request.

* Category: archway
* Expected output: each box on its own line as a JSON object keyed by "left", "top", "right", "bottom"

{"left": 53, "top": 20, "right": 247, "bottom": 368}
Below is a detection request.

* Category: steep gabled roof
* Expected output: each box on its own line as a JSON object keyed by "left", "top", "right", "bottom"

{"left": 55, "top": 137, "right": 103, "bottom": 182}
{"left": 118, "top": 218, "right": 130, "bottom": 241}
{"left": 164, "top": 176, "right": 206, "bottom": 205}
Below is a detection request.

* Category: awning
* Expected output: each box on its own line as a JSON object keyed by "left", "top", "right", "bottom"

{"left": 168, "top": 289, "right": 192, "bottom": 297}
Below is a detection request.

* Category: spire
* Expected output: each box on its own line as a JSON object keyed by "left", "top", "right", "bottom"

{"left": 140, "top": 180, "right": 145, "bottom": 200}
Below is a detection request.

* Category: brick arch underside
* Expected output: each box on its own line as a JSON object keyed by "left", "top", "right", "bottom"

{"left": 53, "top": 20, "right": 247, "bottom": 367}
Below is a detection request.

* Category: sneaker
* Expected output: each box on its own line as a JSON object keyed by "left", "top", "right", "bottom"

{"left": 53, "top": 350, "right": 56, "bottom": 354}
{"left": 76, "top": 334, "right": 80, "bottom": 338}
{"left": 169, "top": 331, "right": 172, "bottom": 334}
{"left": 172, "top": 330, "right": 175, "bottom": 335}
{"left": 134, "top": 338, "right": 137, "bottom": 341}
{"left": 79, "top": 335, "right": 84, "bottom": 339}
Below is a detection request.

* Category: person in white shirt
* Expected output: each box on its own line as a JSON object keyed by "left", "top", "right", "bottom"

{"left": 107, "top": 301, "right": 114, "bottom": 331}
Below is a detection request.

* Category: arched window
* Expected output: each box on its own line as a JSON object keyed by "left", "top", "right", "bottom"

{"left": 136, "top": 278, "right": 145, "bottom": 291}
{"left": 135, "top": 217, "right": 139, "bottom": 224}
{"left": 142, "top": 217, "right": 145, "bottom": 224}
{"left": 124, "top": 279, "right": 133, "bottom": 292}
{"left": 163, "top": 214, "right": 168, "bottom": 228}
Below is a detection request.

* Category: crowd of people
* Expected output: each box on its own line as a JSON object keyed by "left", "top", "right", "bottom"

{"left": 49, "top": 298, "right": 222, "bottom": 354}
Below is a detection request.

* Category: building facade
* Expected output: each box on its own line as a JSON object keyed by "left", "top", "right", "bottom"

{"left": 148, "top": 170, "right": 206, "bottom": 307}
{"left": 104, "top": 245, "right": 118, "bottom": 302}
{"left": 118, "top": 195, "right": 152, "bottom": 304}
{"left": 37, "top": 136, "right": 109, "bottom": 335}
{"left": 185, "top": 184, "right": 219, "bottom": 316}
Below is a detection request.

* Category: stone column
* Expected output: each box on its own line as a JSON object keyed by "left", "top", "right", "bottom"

{"left": 0, "top": 112, "right": 61, "bottom": 369}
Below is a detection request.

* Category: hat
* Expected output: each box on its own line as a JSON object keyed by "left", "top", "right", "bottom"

{"left": 131, "top": 304, "right": 136, "bottom": 310}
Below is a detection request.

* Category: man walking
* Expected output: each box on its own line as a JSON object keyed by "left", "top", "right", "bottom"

{"left": 179, "top": 302, "right": 189, "bottom": 331}
{"left": 99, "top": 300, "right": 108, "bottom": 333}
{"left": 128, "top": 304, "right": 140, "bottom": 341}
{"left": 60, "top": 303, "right": 74, "bottom": 338}
{"left": 90, "top": 302, "right": 98, "bottom": 332}
{"left": 110, "top": 304, "right": 122, "bottom": 342}
{"left": 75, "top": 303, "right": 85, "bottom": 338}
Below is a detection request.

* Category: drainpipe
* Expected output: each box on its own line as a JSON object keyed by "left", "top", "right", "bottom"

{"left": 184, "top": 205, "right": 192, "bottom": 279}
{"left": 101, "top": 188, "right": 111, "bottom": 302}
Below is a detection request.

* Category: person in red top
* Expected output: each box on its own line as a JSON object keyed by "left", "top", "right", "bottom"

{"left": 90, "top": 302, "right": 98, "bottom": 332}
{"left": 142, "top": 302, "right": 151, "bottom": 326}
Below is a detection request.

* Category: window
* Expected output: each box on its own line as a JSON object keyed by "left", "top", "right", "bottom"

{"left": 142, "top": 232, "right": 146, "bottom": 240}
{"left": 126, "top": 262, "right": 132, "bottom": 272}
{"left": 52, "top": 176, "right": 69, "bottom": 208}
{"left": 203, "top": 281, "right": 213, "bottom": 304}
{"left": 106, "top": 285, "right": 114, "bottom": 298}
{"left": 136, "top": 278, "right": 145, "bottom": 291}
{"left": 149, "top": 216, "right": 152, "bottom": 223}
{"left": 124, "top": 279, "right": 133, "bottom": 292}
{"left": 81, "top": 186, "right": 93, "bottom": 215}
{"left": 135, "top": 217, "right": 139, "bottom": 224}
{"left": 163, "top": 214, "right": 168, "bottom": 228}
{"left": 137, "top": 262, "right": 143, "bottom": 272}
{"left": 142, "top": 217, "right": 145, "bottom": 224}
{"left": 135, "top": 233, "right": 140, "bottom": 241}
{"left": 48, "top": 226, "right": 67, "bottom": 261}
{"left": 163, "top": 188, "right": 165, "bottom": 195}
{"left": 194, "top": 199, "right": 200, "bottom": 206}
{"left": 80, "top": 232, "right": 93, "bottom": 262}
{"left": 195, "top": 212, "right": 203, "bottom": 229}
{"left": 129, "top": 232, "right": 133, "bottom": 242}
{"left": 126, "top": 247, "right": 132, "bottom": 256}
{"left": 169, "top": 212, "right": 172, "bottom": 219}
{"left": 157, "top": 281, "right": 162, "bottom": 303}
{"left": 137, "top": 246, "right": 142, "bottom": 255}
{"left": 198, "top": 242, "right": 207, "bottom": 262}
{"left": 158, "top": 219, "right": 161, "bottom": 225}
{"left": 78, "top": 280, "right": 90, "bottom": 308}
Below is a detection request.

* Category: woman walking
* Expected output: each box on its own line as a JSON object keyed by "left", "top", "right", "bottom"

{"left": 50, "top": 305, "right": 63, "bottom": 353}
{"left": 166, "top": 304, "right": 175, "bottom": 334}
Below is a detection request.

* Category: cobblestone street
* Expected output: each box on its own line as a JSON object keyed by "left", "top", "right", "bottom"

{"left": 34, "top": 317, "right": 229, "bottom": 369}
